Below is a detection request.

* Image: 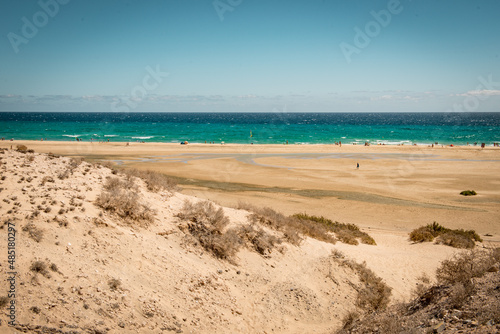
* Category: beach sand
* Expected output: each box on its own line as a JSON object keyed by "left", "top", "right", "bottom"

{"left": 0, "top": 141, "right": 499, "bottom": 332}
{"left": 5, "top": 140, "right": 499, "bottom": 238}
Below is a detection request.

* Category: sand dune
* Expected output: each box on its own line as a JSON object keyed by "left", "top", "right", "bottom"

{"left": 0, "top": 142, "right": 498, "bottom": 333}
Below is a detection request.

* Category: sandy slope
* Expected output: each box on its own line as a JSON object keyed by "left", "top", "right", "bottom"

{"left": 0, "top": 144, "right": 497, "bottom": 333}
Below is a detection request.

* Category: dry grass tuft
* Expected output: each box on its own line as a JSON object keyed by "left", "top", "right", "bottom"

{"left": 294, "top": 213, "right": 376, "bottom": 245}
{"left": 234, "top": 224, "right": 282, "bottom": 255}
{"left": 22, "top": 223, "right": 44, "bottom": 242}
{"left": 333, "top": 253, "right": 392, "bottom": 313}
{"left": 409, "top": 222, "right": 482, "bottom": 248}
{"left": 58, "top": 158, "right": 83, "bottom": 180}
{"left": 120, "top": 168, "right": 178, "bottom": 192}
{"left": 96, "top": 177, "right": 155, "bottom": 225}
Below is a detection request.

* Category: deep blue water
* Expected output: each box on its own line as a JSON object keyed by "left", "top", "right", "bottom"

{"left": 0, "top": 112, "right": 499, "bottom": 145}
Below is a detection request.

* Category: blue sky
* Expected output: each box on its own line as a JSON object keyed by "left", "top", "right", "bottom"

{"left": 0, "top": 0, "right": 499, "bottom": 112}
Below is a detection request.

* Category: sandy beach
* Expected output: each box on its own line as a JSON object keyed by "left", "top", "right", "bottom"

{"left": 3, "top": 140, "right": 499, "bottom": 239}
{"left": 0, "top": 141, "right": 499, "bottom": 333}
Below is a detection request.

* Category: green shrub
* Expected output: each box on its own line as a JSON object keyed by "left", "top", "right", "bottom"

{"left": 409, "top": 222, "right": 482, "bottom": 248}
{"left": 460, "top": 190, "right": 477, "bottom": 196}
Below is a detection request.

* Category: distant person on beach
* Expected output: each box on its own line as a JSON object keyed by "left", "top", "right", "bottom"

{"left": 357, "top": 162, "right": 359, "bottom": 169}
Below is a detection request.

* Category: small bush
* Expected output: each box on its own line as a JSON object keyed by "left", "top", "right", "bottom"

{"left": 16, "top": 145, "right": 28, "bottom": 153}
{"left": 460, "top": 190, "right": 477, "bottom": 196}
{"left": 436, "top": 249, "right": 496, "bottom": 287}
{"left": 178, "top": 200, "right": 240, "bottom": 260}
{"left": 109, "top": 278, "right": 122, "bottom": 291}
{"left": 49, "top": 263, "right": 59, "bottom": 272}
{"left": 0, "top": 296, "right": 9, "bottom": 308}
{"left": 22, "top": 223, "right": 44, "bottom": 242}
{"left": 30, "top": 260, "right": 50, "bottom": 277}
{"left": 29, "top": 306, "right": 41, "bottom": 314}
{"left": 96, "top": 177, "right": 155, "bottom": 225}
{"left": 121, "top": 168, "right": 178, "bottom": 192}
{"left": 341, "top": 311, "right": 360, "bottom": 330}
{"left": 336, "top": 257, "right": 392, "bottom": 312}
{"left": 235, "top": 224, "right": 282, "bottom": 255}
{"left": 294, "top": 213, "right": 376, "bottom": 245}
{"left": 409, "top": 222, "right": 481, "bottom": 248}
{"left": 437, "top": 231, "right": 475, "bottom": 248}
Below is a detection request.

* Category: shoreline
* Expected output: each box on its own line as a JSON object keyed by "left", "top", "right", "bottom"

{"left": 2, "top": 139, "right": 500, "bottom": 149}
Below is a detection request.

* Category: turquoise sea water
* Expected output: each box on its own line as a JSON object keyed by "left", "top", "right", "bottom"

{"left": 0, "top": 112, "right": 499, "bottom": 146}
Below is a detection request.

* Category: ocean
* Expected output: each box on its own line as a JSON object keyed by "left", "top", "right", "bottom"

{"left": 1, "top": 112, "right": 499, "bottom": 146}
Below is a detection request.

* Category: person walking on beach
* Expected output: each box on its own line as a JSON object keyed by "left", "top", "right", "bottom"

{"left": 357, "top": 162, "right": 359, "bottom": 169}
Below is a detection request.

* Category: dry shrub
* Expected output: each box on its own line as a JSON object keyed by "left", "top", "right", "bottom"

{"left": 448, "top": 283, "right": 470, "bottom": 308}
{"left": 0, "top": 296, "right": 9, "bottom": 308}
{"left": 22, "top": 223, "right": 44, "bottom": 242}
{"left": 178, "top": 200, "right": 240, "bottom": 260}
{"left": 436, "top": 231, "right": 475, "bottom": 248}
{"left": 340, "top": 259, "right": 392, "bottom": 312}
{"left": 409, "top": 222, "right": 482, "bottom": 248}
{"left": 30, "top": 260, "right": 50, "bottom": 278}
{"left": 235, "top": 224, "right": 282, "bottom": 255}
{"left": 244, "top": 206, "right": 303, "bottom": 245}
{"left": 58, "top": 158, "right": 83, "bottom": 179}
{"left": 178, "top": 200, "right": 229, "bottom": 231}
{"left": 108, "top": 278, "right": 122, "bottom": 291}
{"left": 96, "top": 177, "right": 155, "bottom": 225}
{"left": 121, "top": 168, "right": 178, "bottom": 192}
{"left": 58, "top": 169, "right": 70, "bottom": 180}
{"left": 340, "top": 310, "right": 360, "bottom": 331}
{"left": 339, "top": 310, "right": 403, "bottom": 334}
{"left": 16, "top": 145, "right": 28, "bottom": 153}
{"left": 69, "top": 157, "right": 82, "bottom": 169}
{"left": 294, "top": 213, "right": 376, "bottom": 245}
{"left": 436, "top": 248, "right": 496, "bottom": 286}
{"left": 103, "top": 176, "right": 135, "bottom": 192}
{"left": 41, "top": 176, "right": 54, "bottom": 186}
{"left": 412, "top": 273, "right": 432, "bottom": 298}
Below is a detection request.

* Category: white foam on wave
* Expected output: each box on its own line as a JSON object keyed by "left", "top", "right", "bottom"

{"left": 132, "top": 136, "right": 153, "bottom": 140}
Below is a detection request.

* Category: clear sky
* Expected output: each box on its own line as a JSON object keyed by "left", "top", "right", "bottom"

{"left": 1, "top": 0, "right": 499, "bottom": 112}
